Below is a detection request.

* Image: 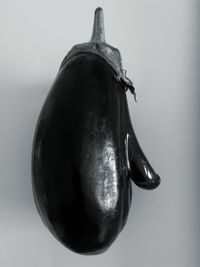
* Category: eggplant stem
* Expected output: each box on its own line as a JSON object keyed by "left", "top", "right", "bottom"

{"left": 91, "top": 7, "right": 105, "bottom": 43}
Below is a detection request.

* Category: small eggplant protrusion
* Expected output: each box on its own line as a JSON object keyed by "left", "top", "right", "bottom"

{"left": 32, "top": 7, "right": 160, "bottom": 255}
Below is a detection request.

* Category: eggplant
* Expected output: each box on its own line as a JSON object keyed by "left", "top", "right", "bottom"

{"left": 32, "top": 7, "right": 160, "bottom": 255}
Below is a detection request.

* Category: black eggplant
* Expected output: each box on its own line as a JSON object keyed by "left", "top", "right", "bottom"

{"left": 32, "top": 7, "right": 160, "bottom": 255}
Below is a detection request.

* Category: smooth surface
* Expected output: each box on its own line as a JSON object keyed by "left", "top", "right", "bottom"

{"left": 0, "top": 0, "right": 200, "bottom": 266}
{"left": 32, "top": 54, "right": 133, "bottom": 254}
{"left": 32, "top": 50, "right": 159, "bottom": 254}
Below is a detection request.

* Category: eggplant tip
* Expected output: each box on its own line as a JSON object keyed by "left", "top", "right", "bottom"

{"left": 95, "top": 7, "right": 103, "bottom": 12}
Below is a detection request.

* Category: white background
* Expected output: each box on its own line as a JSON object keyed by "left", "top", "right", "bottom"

{"left": 0, "top": 0, "right": 199, "bottom": 266}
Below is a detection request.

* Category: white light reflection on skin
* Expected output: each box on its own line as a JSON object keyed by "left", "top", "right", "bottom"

{"left": 143, "top": 164, "right": 153, "bottom": 180}
{"left": 125, "top": 133, "right": 130, "bottom": 171}
{"left": 96, "top": 139, "right": 118, "bottom": 211}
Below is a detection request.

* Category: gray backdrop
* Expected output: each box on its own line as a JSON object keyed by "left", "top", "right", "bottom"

{"left": 0, "top": 0, "right": 199, "bottom": 266}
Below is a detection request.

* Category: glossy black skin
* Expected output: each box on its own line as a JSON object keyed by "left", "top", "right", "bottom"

{"left": 32, "top": 53, "right": 160, "bottom": 255}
